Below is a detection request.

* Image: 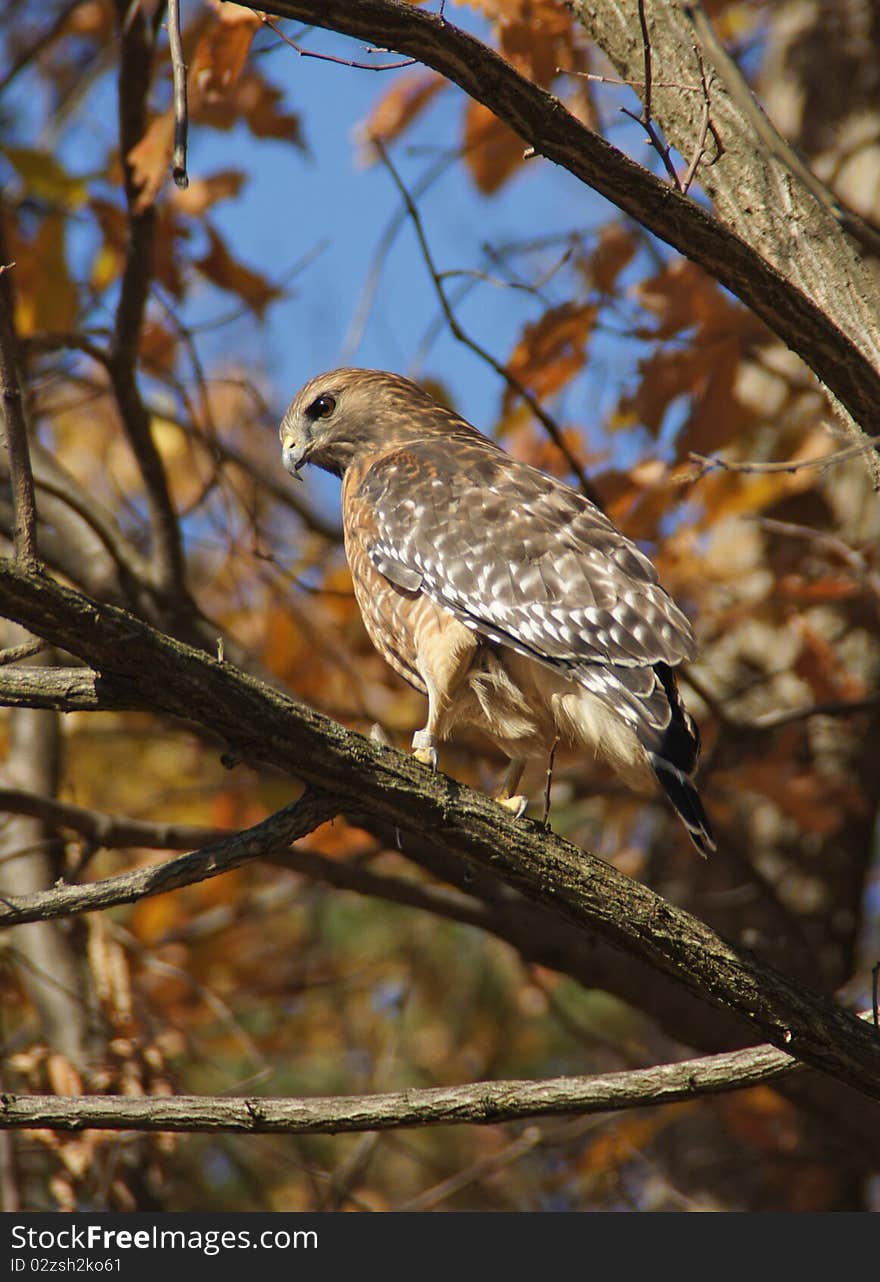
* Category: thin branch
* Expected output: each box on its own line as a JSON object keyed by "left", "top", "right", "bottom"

{"left": 756, "top": 517, "right": 880, "bottom": 603}
{"left": 260, "top": 13, "right": 416, "bottom": 70}
{"left": 0, "top": 789, "right": 223, "bottom": 852}
{"left": 747, "top": 696, "right": 880, "bottom": 733}
{"left": 0, "top": 639, "right": 47, "bottom": 667}
{"left": 167, "top": 0, "right": 189, "bottom": 189}
{"left": 394, "top": 1127, "right": 543, "bottom": 1210}
{"left": 373, "top": 138, "right": 600, "bottom": 503}
{"left": 0, "top": 791, "right": 337, "bottom": 926}
{"left": 0, "top": 789, "right": 493, "bottom": 933}
{"left": 0, "top": 1039, "right": 809, "bottom": 1135}
{"left": 111, "top": 0, "right": 186, "bottom": 596}
{"left": 0, "top": 249, "right": 39, "bottom": 566}
{"left": 689, "top": 434, "right": 880, "bottom": 478}
{"left": 622, "top": 0, "right": 682, "bottom": 189}
{"left": 680, "top": 46, "right": 715, "bottom": 194}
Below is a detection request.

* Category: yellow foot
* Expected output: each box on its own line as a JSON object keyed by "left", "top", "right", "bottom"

{"left": 496, "top": 793, "right": 528, "bottom": 819}
{"left": 411, "top": 730, "right": 438, "bottom": 770}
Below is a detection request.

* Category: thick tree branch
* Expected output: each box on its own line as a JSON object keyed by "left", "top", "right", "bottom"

{"left": 0, "top": 1040, "right": 804, "bottom": 1135}
{"left": 0, "top": 562, "right": 878, "bottom": 1101}
{"left": 257, "top": 1, "right": 880, "bottom": 436}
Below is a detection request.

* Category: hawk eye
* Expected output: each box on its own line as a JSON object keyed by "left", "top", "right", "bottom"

{"left": 306, "top": 394, "right": 336, "bottom": 421}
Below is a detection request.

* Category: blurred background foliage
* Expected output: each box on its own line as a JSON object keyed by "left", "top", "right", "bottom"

{"left": 0, "top": 0, "right": 878, "bottom": 1211}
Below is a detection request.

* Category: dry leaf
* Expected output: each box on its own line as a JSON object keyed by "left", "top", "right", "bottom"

{"left": 171, "top": 168, "right": 246, "bottom": 216}
{"left": 463, "top": 100, "right": 527, "bottom": 194}
{"left": 195, "top": 223, "right": 282, "bottom": 316}
{"left": 504, "top": 301, "right": 597, "bottom": 407}
{"left": 360, "top": 70, "right": 446, "bottom": 147}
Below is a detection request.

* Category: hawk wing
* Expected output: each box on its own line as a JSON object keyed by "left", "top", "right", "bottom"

{"left": 351, "top": 438, "right": 697, "bottom": 683}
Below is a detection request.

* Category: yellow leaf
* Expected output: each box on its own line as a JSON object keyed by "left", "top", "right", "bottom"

{"left": 11, "top": 213, "right": 78, "bottom": 335}
{"left": 2, "top": 146, "right": 88, "bottom": 209}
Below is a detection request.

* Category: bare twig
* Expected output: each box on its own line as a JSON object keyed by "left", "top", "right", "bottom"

{"left": 0, "top": 639, "right": 47, "bottom": 667}
{"left": 622, "top": 0, "right": 682, "bottom": 189}
{"left": 167, "top": 0, "right": 189, "bottom": 189}
{"left": 111, "top": 0, "right": 186, "bottom": 596}
{"left": 0, "top": 1039, "right": 812, "bottom": 1136}
{"left": 260, "top": 13, "right": 415, "bottom": 70}
{"left": 638, "top": 0, "right": 653, "bottom": 121}
{"left": 748, "top": 696, "right": 880, "bottom": 733}
{"left": 0, "top": 788, "right": 223, "bottom": 852}
{"left": 395, "top": 1127, "right": 543, "bottom": 1209}
{"left": 755, "top": 516, "right": 880, "bottom": 602}
{"left": 689, "top": 434, "right": 880, "bottom": 479}
{"left": 372, "top": 138, "right": 599, "bottom": 502}
{"left": 680, "top": 45, "right": 715, "bottom": 194}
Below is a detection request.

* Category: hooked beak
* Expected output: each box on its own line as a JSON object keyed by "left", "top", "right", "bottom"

{"left": 281, "top": 435, "right": 308, "bottom": 480}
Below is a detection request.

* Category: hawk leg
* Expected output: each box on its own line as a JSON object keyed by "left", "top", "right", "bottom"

{"left": 495, "top": 757, "right": 528, "bottom": 819}
{"left": 411, "top": 617, "right": 480, "bottom": 771}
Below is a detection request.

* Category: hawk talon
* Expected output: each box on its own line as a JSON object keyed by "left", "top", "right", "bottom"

{"left": 412, "top": 730, "right": 438, "bottom": 771}
{"left": 497, "top": 793, "right": 528, "bottom": 819}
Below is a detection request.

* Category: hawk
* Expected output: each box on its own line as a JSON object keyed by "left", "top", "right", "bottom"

{"left": 280, "top": 368, "right": 715, "bottom": 855}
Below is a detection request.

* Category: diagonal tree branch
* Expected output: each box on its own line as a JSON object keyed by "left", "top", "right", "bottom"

{"left": 0, "top": 561, "right": 878, "bottom": 1100}
{"left": 257, "top": 0, "right": 880, "bottom": 437}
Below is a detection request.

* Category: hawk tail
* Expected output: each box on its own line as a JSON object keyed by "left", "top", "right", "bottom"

{"left": 648, "top": 753, "right": 716, "bottom": 857}
{"left": 647, "top": 663, "right": 716, "bottom": 856}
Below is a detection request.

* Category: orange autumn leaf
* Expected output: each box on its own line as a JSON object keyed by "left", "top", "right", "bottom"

{"left": 463, "top": 100, "right": 527, "bottom": 194}
{"left": 171, "top": 168, "right": 246, "bottom": 217}
{"left": 504, "top": 301, "right": 597, "bottom": 408}
{"left": 361, "top": 70, "right": 446, "bottom": 146}
{"left": 590, "top": 223, "right": 637, "bottom": 295}
{"left": 195, "top": 224, "right": 282, "bottom": 316}
{"left": 193, "top": 3, "right": 260, "bottom": 102}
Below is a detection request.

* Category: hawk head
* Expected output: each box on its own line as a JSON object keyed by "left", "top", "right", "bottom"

{"left": 281, "top": 367, "right": 477, "bottom": 478}
{"left": 282, "top": 368, "right": 426, "bottom": 478}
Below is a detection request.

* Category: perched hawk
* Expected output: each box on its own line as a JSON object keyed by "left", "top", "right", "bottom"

{"left": 281, "top": 368, "right": 715, "bottom": 855}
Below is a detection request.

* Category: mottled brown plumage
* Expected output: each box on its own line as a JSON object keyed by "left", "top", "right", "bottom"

{"left": 280, "top": 368, "right": 715, "bottom": 854}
